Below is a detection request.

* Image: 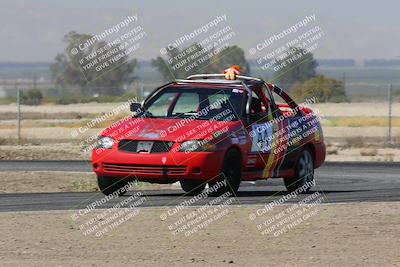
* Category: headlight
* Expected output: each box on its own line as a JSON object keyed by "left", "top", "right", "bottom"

{"left": 97, "top": 136, "right": 114, "bottom": 149}
{"left": 179, "top": 140, "right": 216, "bottom": 152}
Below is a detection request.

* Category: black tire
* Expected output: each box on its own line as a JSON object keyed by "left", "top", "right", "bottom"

{"left": 180, "top": 180, "right": 206, "bottom": 195}
{"left": 284, "top": 148, "right": 315, "bottom": 193}
{"left": 209, "top": 149, "right": 242, "bottom": 196}
{"left": 97, "top": 176, "right": 129, "bottom": 196}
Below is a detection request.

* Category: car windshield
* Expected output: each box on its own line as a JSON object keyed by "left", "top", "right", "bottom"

{"left": 144, "top": 87, "right": 244, "bottom": 121}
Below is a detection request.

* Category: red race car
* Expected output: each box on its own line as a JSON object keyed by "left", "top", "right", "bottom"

{"left": 92, "top": 68, "right": 325, "bottom": 196}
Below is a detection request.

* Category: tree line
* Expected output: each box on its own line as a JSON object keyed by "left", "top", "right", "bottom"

{"left": 46, "top": 30, "right": 347, "bottom": 105}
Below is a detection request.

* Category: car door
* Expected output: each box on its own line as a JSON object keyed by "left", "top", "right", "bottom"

{"left": 262, "top": 86, "right": 291, "bottom": 178}
{"left": 245, "top": 89, "right": 281, "bottom": 178}
{"left": 266, "top": 84, "right": 314, "bottom": 176}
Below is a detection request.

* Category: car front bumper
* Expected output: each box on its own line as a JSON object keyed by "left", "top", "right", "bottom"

{"left": 92, "top": 148, "right": 224, "bottom": 182}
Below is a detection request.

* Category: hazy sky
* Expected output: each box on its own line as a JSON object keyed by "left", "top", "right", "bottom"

{"left": 0, "top": 0, "right": 398, "bottom": 62}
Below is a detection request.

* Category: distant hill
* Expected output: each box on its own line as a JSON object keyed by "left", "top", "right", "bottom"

{"left": 0, "top": 62, "right": 52, "bottom": 80}
{"left": 364, "top": 59, "right": 400, "bottom": 67}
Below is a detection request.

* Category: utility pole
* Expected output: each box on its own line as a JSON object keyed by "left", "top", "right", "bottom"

{"left": 16, "top": 86, "right": 21, "bottom": 145}
{"left": 387, "top": 84, "right": 392, "bottom": 146}
{"left": 33, "top": 74, "right": 37, "bottom": 90}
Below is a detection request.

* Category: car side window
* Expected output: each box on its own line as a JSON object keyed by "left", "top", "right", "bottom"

{"left": 270, "top": 90, "right": 297, "bottom": 118}
{"left": 263, "top": 87, "right": 284, "bottom": 119}
{"left": 249, "top": 91, "right": 272, "bottom": 122}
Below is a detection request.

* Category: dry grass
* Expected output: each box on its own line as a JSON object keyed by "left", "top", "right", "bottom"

{"left": 0, "top": 137, "right": 30, "bottom": 146}
{"left": 0, "top": 112, "right": 93, "bottom": 120}
{"left": 311, "top": 102, "right": 400, "bottom": 117}
{"left": 326, "top": 147, "right": 400, "bottom": 162}
{"left": 67, "top": 180, "right": 99, "bottom": 192}
{"left": 0, "top": 102, "right": 128, "bottom": 114}
{"left": 0, "top": 144, "right": 85, "bottom": 160}
{"left": 324, "top": 117, "right": 400, "bottom": 127}
{"left": 0, "top": 115, "right": 129, "bottom": 130}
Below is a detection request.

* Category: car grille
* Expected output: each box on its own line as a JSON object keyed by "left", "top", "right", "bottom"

{"left": 118, "top": 140, "right": 174, "bottom": 153}
{"left": 102, "top": 163, "right": 187, "bottom": 175}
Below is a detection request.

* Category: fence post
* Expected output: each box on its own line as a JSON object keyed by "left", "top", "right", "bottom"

{"left": 16, "top": 87, "right": 21, "bottom": 145}
{"left": 387, "top": 84, "right": 392, "bottom": 146}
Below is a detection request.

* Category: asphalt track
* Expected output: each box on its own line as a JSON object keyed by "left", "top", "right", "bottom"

{"left": 0, "top": 161, "right": 399, "bottom": 212}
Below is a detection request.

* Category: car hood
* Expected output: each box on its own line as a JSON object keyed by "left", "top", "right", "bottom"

{"left": 101, "top": 117, "right": 240, "bottom": 142}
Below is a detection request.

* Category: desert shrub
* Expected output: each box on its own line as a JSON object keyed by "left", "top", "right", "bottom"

{"left": 21, "top": 89, "right": 43, "bottom": 105}
{"left": 360, "top": 148, "right": 378, "bottom": 156}
{"left": 292, "top": 75, "right": 347, "bottom": 103}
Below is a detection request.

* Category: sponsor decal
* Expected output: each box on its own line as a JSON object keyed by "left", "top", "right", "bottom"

{"left": 251, "top": 124, "right": 274, "bottom": 153}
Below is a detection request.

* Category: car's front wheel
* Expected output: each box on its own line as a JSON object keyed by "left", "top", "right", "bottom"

{"left": 284, "top": 148, "right": 315, "bottom": 193}
{"left": 97, "top": 176, "right": 129, "bottom": 196}
{"left": 209, "top": 149, "right": 242, "bottom": 196}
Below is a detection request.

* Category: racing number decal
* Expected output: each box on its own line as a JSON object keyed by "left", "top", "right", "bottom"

{"left": 257, "top": 119, "right": 289, "bottom": 178}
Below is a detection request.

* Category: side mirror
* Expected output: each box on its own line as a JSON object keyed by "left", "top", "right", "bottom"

{"left": 130, "top": 102, "right": 142, "bottom": 113}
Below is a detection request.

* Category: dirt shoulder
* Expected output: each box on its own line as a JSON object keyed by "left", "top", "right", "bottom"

{"left": 0, "top": 171, "right": 97, "bottom": 193}
{"left": 0, "top": 144, "right": 87, "bottom": 161}
{"left": 0, "top": 202, "right": 399, "bottom": 266}
{"left": 0, "top": 171, "right": 178, "bottom": 193}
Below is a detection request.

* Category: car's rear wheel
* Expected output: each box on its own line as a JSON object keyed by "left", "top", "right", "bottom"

{"left": 284, "top": 148, "right": 314, "bottom": 193}
{"left": 209, "top": 149, "right": 241, "bottom": 196}
{"left": 180, "top": 180, "right": 206, "bottom": 195}
{"left": 97, "top": 176, "right": 129, "bottom": 196}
